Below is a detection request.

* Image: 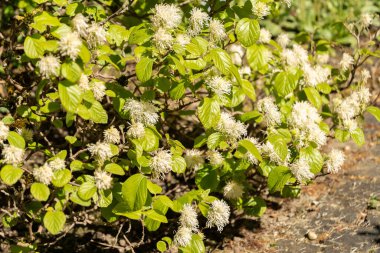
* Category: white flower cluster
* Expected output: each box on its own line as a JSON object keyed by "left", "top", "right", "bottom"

{"left": 209, "top": 19, "right": 226, "bottom": 43}
{"left": 33, "top": 158, "right": 65, "bottom": 184}
{"left": 360, "top": 69, "right": 371, "bottom": 84}
{"left": 335, "top": 86, "right": 371, "bottom": 132}
{"left": 37, "top": 55, "right": 60, "bottom": 78}
{"left": 0, "top": 121, "right": 10, "bottom": 142}
{"left": 87, "top": 142, "right": 113, "bottom": 163}
{"left": 184, "top": 149, "right": 204, "bottom": 170}
{"left": 188, "top": 7, "right": 209, "bottom": 36}
{"left": 290, "top": 157, "right": 314, "bottom": 183}
{"left": 123, "top": 99, "right": 159, "bottom": 126}
{"left": 361, "top": 13, "right": 373, "bottom": 28}
{"left": 127, "top": 122, "right": 146, "bottom": 139}
{"left": 228, "top": 44, "right": 245, "bottom": 66}
{"left": 153, "top": 28, "right": 174, "bottom": 52}
{"left": 59, "top": 32, "right": 82, "bottom": 60}
{"left": 49, "top": 158, "right": 65, "bottom": 171}
{"left": 282, "top": 0, "right": 292, "bottom": 8}
{"left": 339, "top": 53, "right": 354, "bottom": 72}
{"left": 33, "top": 163, "right": 54, "bottom": 185}
{"left": 94, "top": 170, "right": 113, "bottom": 190}
{"left": 175, "top": 34, "right": 191, "bottom": 47}
{"left": 277, "top": 33, "right": 289, "bottom": 48}
{"left": 257, "top": 97, "right": 282, "bottom": 126}
{"left": 2, "top": 145, "right": 24, "bottom": 165}
{"left": 206, "top": 150, "right": 224, "bottom": 167}
{"left": 152, "top": 4, "right": 183, "bottom": 29}
{"left": 91, "top": 80, "right": 106, "bottom": 101}
{"left": 259, "top": 28, "right": 272, "bottom": 44}
{"left": 150, "top": 150, "right": 172, "bottom": 179}
{"left": 289, "top": 101, "right": 326, "bottom": 147}
{"left": 71, "top": 14, "right": 107, "bottom": 48}
{"left": 281, "top": 44, "right": 309, "bottom": 67}
{"left": 207, "top": 76, "right": 232, "bottom": 96}
{"left": 87, "top": 23, "right": 107, "bottom": 48}
{"left": 252, "top": 2, "right": 270, "bottom": 19}
{"left": 72, "top": 13, "right": 88, "bottom": 37}
{"left": 223, "top": 181, "right": 244, "bottom": 200}
{"left": 302, "top": 64, "right": 330, "bottom": 87}
{"left": 260, "top": 141, "right": 287, "bottom": 165}
{"left": 174, "top": 204, "right": 199, "bottom": 247}
{"left": 79, "top": 74, "right": 90, "bottom": 91}
{"left": 206, "top": 200, "right": 230, "bottom": 232}
{"left": 325, "top": 149, "right": 345, "bottom": 174}
{"left": 215, "top": 112, "right": 247, "bottom": 141}
{"left": 103, "top": 126, "right": 120, "bottom": 144}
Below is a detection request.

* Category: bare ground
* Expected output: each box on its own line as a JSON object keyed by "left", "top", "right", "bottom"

{"left": 218, "top": 115, "right": 380, "bottom": 253}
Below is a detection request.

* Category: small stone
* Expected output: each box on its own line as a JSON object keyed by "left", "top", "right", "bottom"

{"left": 307, "top": 231, "right": 318, "bottom": 240}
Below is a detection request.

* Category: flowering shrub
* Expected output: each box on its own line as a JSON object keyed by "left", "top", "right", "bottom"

{"left": 1, "top": 0, "right": 380, "bottom": 252}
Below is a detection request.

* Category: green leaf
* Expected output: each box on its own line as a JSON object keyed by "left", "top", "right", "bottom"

{"left": 31, "top": 11, "right": 60, "bottom": 33}
{"left": 157, "top": 241, "right": 167, "bottom": 252}
{"left": 207, "top": 132, "right": 224, "bottom": 149}
{"left": 112, "top": 203, "right": 142, "bottom": 219}
{"left": 235, "top": 18, "right": 260, "bottom": 47}
{"left": 268, "top": 166, "right": 292, "bottom": 193}
{"left": 78, "top": 44, "right": 91, "bottom": 63}
{"left": 144, "top": 210, "right": 168, "bottom": 223}
{"left": 128, "top": 26, "right": 151, "bottom": 45}
{"left": 24, "top": 36, "right": 44, "bottom": 59}
{"left": 351, "top": 128, "right": 365, "bottom": 146}
{"left": 169, "top": 81, "right": 186, "bottom": 100}
{"left": 70, "top": 160, "right": 83, "bottom": 171}
{"left": 7, "top": 131, "right": 25, "bottom": 149}
{"left": 241, "top": 79, "right": 256, "bottom": 101}
{"left": 147, "top": 180, "right": 162, "bottom": 194}
{"left": 268, "top": 136, "right": 288, "bottom": 161}
{"left": 1, "top": 165, "right": 23, "bottom": 186}
{"left": 304, "top": 87, "right": 322, "bottom": 109}
{"left": 122, "top": 174, "right": 148, "bottom": 211}
{"left": 246, "top": 44, "right": 270, "bottom": 73}
{"left": 58, "top": 80, "right": 82, "bottom": 113}
{"left": 366, "top": 106, "right": 380, "bottom": 122}
{"left": 98, "top": 189, "right": 113, "bottom": 208}
{"left": 140, "top": 128, "right": 160, "bottom": 152}
{"left": 78, "top": 182, "right": 97, "bottom": 200}
{"left": 195, "top": 167, "right": 219, "bottom": 191}
{"left": 244, "top": 197, "right": 267, "bottom": 217}
{"left": 316, "top": 83, "right": 331, "bottom": 94}
{"left": 52, "top": 169, "right": 72, "bottom": 187}
{"left": 43, "top": 210, "right": 66, "bottom": 235}
{"left": 105, "top": 163, "right": 125, "bottom": 175}
{"left": 106, "top": 24, "right": 129, "bottom": 46}
{"left": 180, "top": 234, "right": 205, "bottom": 253}
{"left": 274, "top": 71, "right": 298, "bottom": 97}
{"left": 197, "top": 98, "right": 220, "bottom": 129}
{"left": 61, "top": 61, "right": 82, "bottom": 83}
{"left": 300, "top": 147, "right": 324, "bottom": 174}
{"left": 239, "top": 139, "right": 262, "bottom": 162}
{"left": 30, "top": 182, "right": 50, "bottom": 201}
{"left": 65, "top": 136, "right": 77, "bottom": 144}
{"left": 70, "top": 192, "right": 91, "bottom": 206}
{"left": 136, "top": 57, "right": 153, "bottom": 82}
{"left": 208, "top": 48, "right": 236, "bottom": 78}
{"left": 172, "top": 155, "right": 186, "bottom": 174}
{"left": 335, "top": 128, "right": 350, "bottom": 142}
{"left": 79, "top": 99, "right": 108, "bottom": 124}
{"left": 224, "top": 86, "right": 246, "bottom": 108}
